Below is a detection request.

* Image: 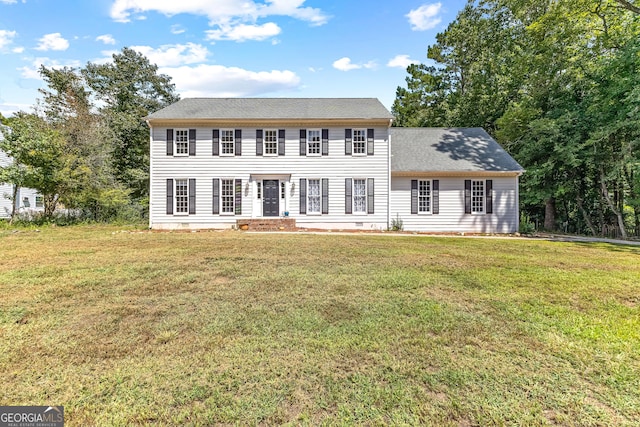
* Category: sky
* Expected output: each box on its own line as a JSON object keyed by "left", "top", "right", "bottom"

{"left": 0, "top": 0, "right": 467, "bottom": 117}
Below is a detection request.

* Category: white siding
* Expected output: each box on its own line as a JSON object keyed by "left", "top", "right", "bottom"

{"left": 390, "top": 176, "right": 520, "bottom": 233}
{"left": 150, "top": 125, "right": 390, "bottom": 230}
{"left": 0, "top": 149, "right": 44, "bottom": 219}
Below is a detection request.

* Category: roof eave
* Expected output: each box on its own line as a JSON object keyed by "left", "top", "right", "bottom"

{"left": 391, "top": 170, "right": 524, "bottom": 177}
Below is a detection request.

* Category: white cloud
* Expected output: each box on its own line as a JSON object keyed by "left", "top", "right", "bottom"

{"left": 205, "top": 22, "right": 281, "bottom": 42}
{"left": 170, "top": 24, "right": 185, "bottom": 34}
{"left": 0, "top": 0, "right": 19, "bottom": 4}
{"left": 12, "top": 46, "right": 24, "bottom": 53}
{"left": 0, "top": 30, "right": 17, "bottom": 49}
{"left": 387, "top": 54, "right": 420, "bottom": 69}
{"left": 332, "top": 57, "right": 376, "bottom": 72}
{"left": 96, "top": 34, "right": 116, "bottom": 45}
{"left": 35, "top": 33, "right": 69, "bottom": 51}
{"left": 406, "top": 3, "right": 442, "bottom": 31}
{"left": 18, "top": 57, "right": 81, "bottom": 79}
{"left": 130, "top": 43, "right": 209, "bottom": 66}
{"left": 110, "top": 0, "right": 328, "bottom": 24}
{"left": 0, "top": 102, "right": 32, "bottom": 118}
{"left": 161, "top": 64, "right": 301, "bottom": 97}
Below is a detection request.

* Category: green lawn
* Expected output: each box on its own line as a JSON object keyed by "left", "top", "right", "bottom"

{"left": 1, "top": 225, "right": 639, "bottom": 426}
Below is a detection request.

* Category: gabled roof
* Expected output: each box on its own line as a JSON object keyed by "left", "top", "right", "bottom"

{"left": 391, "top": 127, "right": 523, "bottom": 173}
{"left": 146, "top": 98, "right": 394, "bottom": 121}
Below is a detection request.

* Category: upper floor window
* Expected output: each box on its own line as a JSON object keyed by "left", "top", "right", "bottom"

{"left": 35, "top": 195, "right": 44, "bottom": 208}
{"left": 307, "top": 130, "right": 321, "bottom": 155}
{"left": 264, "top": 130, "right": 278, "bottom": 156}
{"left": 221, "top": 130, "right": 235, "bottom": 155}
{"left": 353, "top": 129, "right": 366, "bottom": 155}
{"left": 175, "top": 129, "right": 189, "bottom": 155}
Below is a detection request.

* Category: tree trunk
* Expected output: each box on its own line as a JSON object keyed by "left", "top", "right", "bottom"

{"left": 600, "top": 170, "right": 628, "bottom": 239}
{"left": 577, "top": 196, "right": 597, "bottom": 236}
{"left": 544, "top": 197, "right": 556, "bottom": 231}
{"left": 9, "top": 185, "right": 18, "bottom": 225}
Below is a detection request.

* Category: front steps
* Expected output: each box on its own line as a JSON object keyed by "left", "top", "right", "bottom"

{"left": 236, "top": 218, "right": 297, "bottom": 231}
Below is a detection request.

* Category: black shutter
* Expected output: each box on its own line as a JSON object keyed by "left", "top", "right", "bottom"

{"left": 235, "top": 129, "right": 242, "bottom": 156}
{"left": 188, "top": 178, "right": 196, "bottom": 214}
{"left": 166, "top": 179, "right": 173, "bottom": 214}
{"left": 345, "top": 178, "right": 352, "bottom": 214}
{"left": 486, "top": 180, "right": 493, "bottom": 214}
{"left": 322, "top": 129, "right": 329, "bottom": 156}
{"left": 367, "top": 129, "right": 374, "bottom": 155}
{"left": 345, "top": 129, "right": 352, "bottom": 155}
{"left": 299, "top": 178, "right": 307, "bottom": 214}
{"left": 188, "top": 129, "right": 196, "bottom": 156}
{"left": 166, "top": 129, "right": 173, "bottom": 156}
{"left": 411, "top": 179, "right": 418, "bottom": 214}
{"left": 322, "top": 178, "right": 329, "bottom": 214}
{"left": 256, "top": 129, "right": 263, "bottom": 156}
{"left": 212, "top": 179, "right": 219, "bottom": 214}
{"left": 299, "top": 129, "right": 306, "bottom": 156}
{"left": 278, "top": 129, "right": 285, "bottom": 156}
{"left": 465, "top": 180, "right": 472, "bottom": 214}
{"left": 235, "top": 179, "right": 242, "bottom": 215}
{"left": 433, "top": 180, "right": 440, "bottom": 214}
{"left": 212, "top": 129, "right": 220, "bottom": 156}
{"left": 367, "top": 178, "right": 374, "bottom": 214}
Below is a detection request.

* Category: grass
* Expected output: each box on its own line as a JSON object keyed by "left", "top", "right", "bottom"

{"left": 0, "top": 225, "right": 639, "bottom": 426}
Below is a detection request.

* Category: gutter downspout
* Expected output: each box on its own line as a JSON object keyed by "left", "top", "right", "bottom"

{"left": 387, "top": 118, "right": 392, "bottom": 230}
{"left": 146, "top": 120, "right": 153, "bottom": 230}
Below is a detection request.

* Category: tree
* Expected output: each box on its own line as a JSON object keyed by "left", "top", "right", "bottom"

{"left": 0, "top": 113, "right": 68, "bottom": 217}
{"left": 393, "top": 0, "right": 640, "bottom": 237}
{"left": 82, "top": 48, "right": 180, "bottom": 200}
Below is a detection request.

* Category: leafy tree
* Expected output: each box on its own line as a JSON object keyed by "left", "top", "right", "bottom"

{"left": 394, "top": 0, "right": 640, "bottom": 237}
{"left": 82, "top": 48, "right": 180, "bottom": 200}
{"left": 0, "top": 113, "right": 68, "bottom": 217}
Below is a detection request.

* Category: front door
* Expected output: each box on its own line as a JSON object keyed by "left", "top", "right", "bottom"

{"left": 263, "top": 180, "right": 279, "bottom": 217}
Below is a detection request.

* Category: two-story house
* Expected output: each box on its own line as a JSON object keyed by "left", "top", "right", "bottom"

{"left": 146, "top": 98, "right": 523, "bottom": 233}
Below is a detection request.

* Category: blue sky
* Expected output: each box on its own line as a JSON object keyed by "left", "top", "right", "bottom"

{"left": 0, "top": 0, "right": 466, "bottom": 117}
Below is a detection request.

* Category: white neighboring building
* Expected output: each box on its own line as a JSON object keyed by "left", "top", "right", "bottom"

{"left": 0, "top": 132, "right": 44, "bottom": 219}
{"left": 146, "top": 98, "right": 524, "bottom": 233}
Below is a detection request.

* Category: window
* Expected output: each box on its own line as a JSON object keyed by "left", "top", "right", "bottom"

{"left": 175, "top": 179, "right": 189, "bottom": 214}
{"left": 308, "top": 179, "right": 321, "bottom": 214}
{"left": 281, "top": 182, "right": 286, "bottom": 199}
{"left": 22, "top": 197, "right": 30, "bottom": 208}
{"left": 471, "top": 180, "right": 484, "bottom": 213}
{"left": 35, "top": 195, "right": 44, "bottom": 208}
{"left": 256, "top": 181, "right": 262, "bottom": 199}
{"left": 221, "top": 179, "right": 235, "bottom": 213}
{"left": 419, "top": 180, "right": 431, "bottom": 213}
{"left": 353, "top": 129, "right": 366, "bottom": 155}
{"left": 264, "top": 130, "right": 278, "bottom": 155}
{"left": 175, "top": 129, "right": 188, "bottom": 155}
{"left": 221, "top": 130, "right": 234, "bottom": 155}
{"left": 307, "top": 130, "right": 321, "bottom": 155}
{"left": 353, "top": 179, "right": 367, "bottom": 214}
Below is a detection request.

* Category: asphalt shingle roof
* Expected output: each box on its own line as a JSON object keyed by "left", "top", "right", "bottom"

{"left": 391, "top": 128, "right": 523, "bottom": 173}
{"left": 146, "top": 98, "right": 394, "bottom": 120}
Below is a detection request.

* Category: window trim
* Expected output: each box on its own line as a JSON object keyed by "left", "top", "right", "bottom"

{"left": 418, "top": 179, "right": 432, "bottom": 214}
{"left": 263, "top": 129, "right": 278, "bottom": 157}
{"left": 220, "top": 178, "right": 235, "bottom": 215}
{"left": 307, "top": 179, "right": 322, "bottom": 215}
{"left": 352, "top": 128, "right": 367, "bottom": 156}
{"left": 174, "top": 178, "right": 190, "bottom": 215}
{"left": 174, "top": 129, "right": 189, "bottom": 157}
{"left": 307, "top": 129, "right": 321, "bottom": 156}
{"left": 220, "top": 129, "right": 235, "bottom": 156}
{"left": 471, "top": 179, "right": 485, "bottom": 215}
{"left": 352, "top": 178, "right": 367, "bottom": 215}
